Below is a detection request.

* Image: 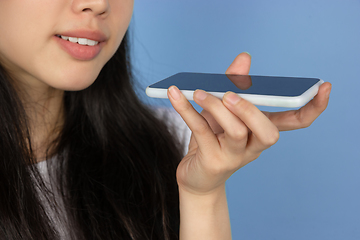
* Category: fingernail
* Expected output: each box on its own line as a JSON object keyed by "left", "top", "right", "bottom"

{"left": 244, "top": 52, "right": 252, "bottom": 58}
{"left": 169, "top": 86, "right": 181, "bottom": 100}
{"left": 194, "top": 90, "right": 207, "bottom": 101}
{"left": 224, "top": 92, "right": 241, "bottom": 105}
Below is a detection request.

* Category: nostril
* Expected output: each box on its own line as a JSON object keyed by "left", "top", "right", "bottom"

{"left": 81, "top": 8, "right": 107, "bottom": 16}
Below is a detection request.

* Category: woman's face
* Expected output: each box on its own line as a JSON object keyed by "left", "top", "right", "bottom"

{"left": 0, "top": 0, "right": 133, "bottom": 91}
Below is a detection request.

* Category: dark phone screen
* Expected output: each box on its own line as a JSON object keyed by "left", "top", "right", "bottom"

{"left": 149, "top": 73, "right": 321, "bottom": 97}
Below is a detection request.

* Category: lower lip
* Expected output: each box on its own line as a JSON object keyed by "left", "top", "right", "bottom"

{"left": 54, "top": 36, "right": 104, "bottom": 61}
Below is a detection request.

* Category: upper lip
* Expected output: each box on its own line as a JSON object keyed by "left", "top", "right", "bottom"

{"left": 56, "top": 29, "right": 108, "bottom": 42}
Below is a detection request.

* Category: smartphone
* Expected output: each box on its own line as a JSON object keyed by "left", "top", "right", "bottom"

{"left": 145, "top": 72, "right": 324, "bottom": 108}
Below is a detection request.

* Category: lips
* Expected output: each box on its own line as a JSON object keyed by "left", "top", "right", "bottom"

{"left": 54, "top": 30, "right": 107, "bottom": 61}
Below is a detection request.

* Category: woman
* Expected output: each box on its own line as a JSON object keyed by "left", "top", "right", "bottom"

{"left": 0, "top": 0, "right": 331, "bottom": 239}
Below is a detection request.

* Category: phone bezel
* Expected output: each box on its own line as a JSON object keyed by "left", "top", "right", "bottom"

{"left": 145, "top": 73, "right": 324, "bottom": 108}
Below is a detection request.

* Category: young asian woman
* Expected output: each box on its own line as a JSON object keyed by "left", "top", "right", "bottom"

{"left": 0, "top": 0, "right": 331, "bottom": 239}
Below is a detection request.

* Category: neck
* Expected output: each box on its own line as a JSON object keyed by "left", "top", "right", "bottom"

{"left": 16, "top": 81, "right": 65, "bottom": 162}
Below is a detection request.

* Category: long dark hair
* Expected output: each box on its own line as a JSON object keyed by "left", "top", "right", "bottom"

{"left": 0, "top": 33, "right": 183, "bottom": 239}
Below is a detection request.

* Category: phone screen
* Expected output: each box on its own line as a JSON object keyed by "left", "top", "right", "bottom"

{"left": 148, "top": 73, "right": 321, "bottom": 97}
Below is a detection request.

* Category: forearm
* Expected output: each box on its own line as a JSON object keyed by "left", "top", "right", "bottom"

{"left": 179, "top": 185, "right": 232, "bottom": 240}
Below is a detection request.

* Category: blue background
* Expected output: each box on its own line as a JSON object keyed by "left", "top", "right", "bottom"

{"left": 130, "top": 1, "right": 360, "bottom": 239}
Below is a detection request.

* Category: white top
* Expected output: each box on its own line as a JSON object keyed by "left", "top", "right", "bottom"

{"left": 36, "top": 159, "right": 72, "bottom": 239}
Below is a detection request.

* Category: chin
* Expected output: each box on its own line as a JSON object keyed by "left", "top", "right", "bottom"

{"left": 48, "top": 74, "right": 98, "bottom": 91}
{"left": 50, "top": 67, "right": 102, "bottom": 91}
{"left": 63, "top": 79, "right": 97, "bottom": 91}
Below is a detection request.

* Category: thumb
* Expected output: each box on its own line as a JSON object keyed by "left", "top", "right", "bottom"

{"left": 225, "top": 52, "right": 252, "bottom": 75}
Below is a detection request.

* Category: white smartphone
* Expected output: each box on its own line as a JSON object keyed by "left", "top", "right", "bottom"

{"left": 145, "top": 72, "right": 324, "bottom": 108}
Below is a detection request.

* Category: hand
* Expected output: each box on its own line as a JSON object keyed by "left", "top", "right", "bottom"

{"left": 170, "top": 52, "right": 331, "bottom": 239}
{"left": 169, "top": 52, "right": 331, "bottom": 195}
{"left": 168, "top": 53, "right": 280, "bottom": 195}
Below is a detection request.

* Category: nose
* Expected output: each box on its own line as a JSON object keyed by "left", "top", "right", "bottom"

{"left": 72, "top": 0, "right": 110, "bottom": 17}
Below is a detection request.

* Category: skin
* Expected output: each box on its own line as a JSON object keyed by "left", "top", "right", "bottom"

{"left": 0, "top": 0, "right": 133, "bottom": 91}
{"left": 0, "top": 0, "right": 133, "bottom": 159}
{"left": 169, "top": 53, "right": 331, "bottom": 239}
{"left": 0, "top": 0, "right": 332, "bottom": 238}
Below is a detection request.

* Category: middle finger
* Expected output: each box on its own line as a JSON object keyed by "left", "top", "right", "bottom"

{"left": 193, "top": 90, "right": 249, "bottom": 154}
{"left": 222, "top": 92, "right": 280, "bottom": 153}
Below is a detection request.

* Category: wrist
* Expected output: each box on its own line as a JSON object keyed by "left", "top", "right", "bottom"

{"left": 178, "top": 184, "right": 232, "bottom": 240}
{"left": 178, "top": 184, "right": 229, "bottom": 224}
{"left": 178, "top": 184, "right": 227, "bottom": 206}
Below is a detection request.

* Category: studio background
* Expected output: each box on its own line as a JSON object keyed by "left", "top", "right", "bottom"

{"left": 130, "top": 1, "right": 360, "bottom": 239}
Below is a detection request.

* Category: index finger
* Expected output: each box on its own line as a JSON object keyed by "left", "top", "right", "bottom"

{"left": 168, "top": 86, "right": 220, "bottom": 152}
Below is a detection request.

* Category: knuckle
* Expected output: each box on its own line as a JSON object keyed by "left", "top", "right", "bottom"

{"left": 193, "top": 120, "right": 210, "bottom": 135}
{"left": 262, "top": 130, "right": 280, "bottom": 147}
{"left": 301, "top": 120, "right": 313, "bottom": 129}
{"left": 270, "top": 131, "right": 280, "bottom": 145}
{"left": 229, "top": 127, "right": 248, "bottom": 140}
{"left": 296, "top": 111, "right": 314, "bottom": 129}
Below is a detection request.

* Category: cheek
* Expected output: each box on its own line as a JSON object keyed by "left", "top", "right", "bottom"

{"left": 0, "top": 0, "right": 53, "bottom": 62}
{"left": 110, "top": 0, "right": 134, "bottom": 46}
{"left": 0, "top": 2, "right": 62, "bottom": 87}
{"left": 0, "top": 12, "right": 29, "bottom": 70}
